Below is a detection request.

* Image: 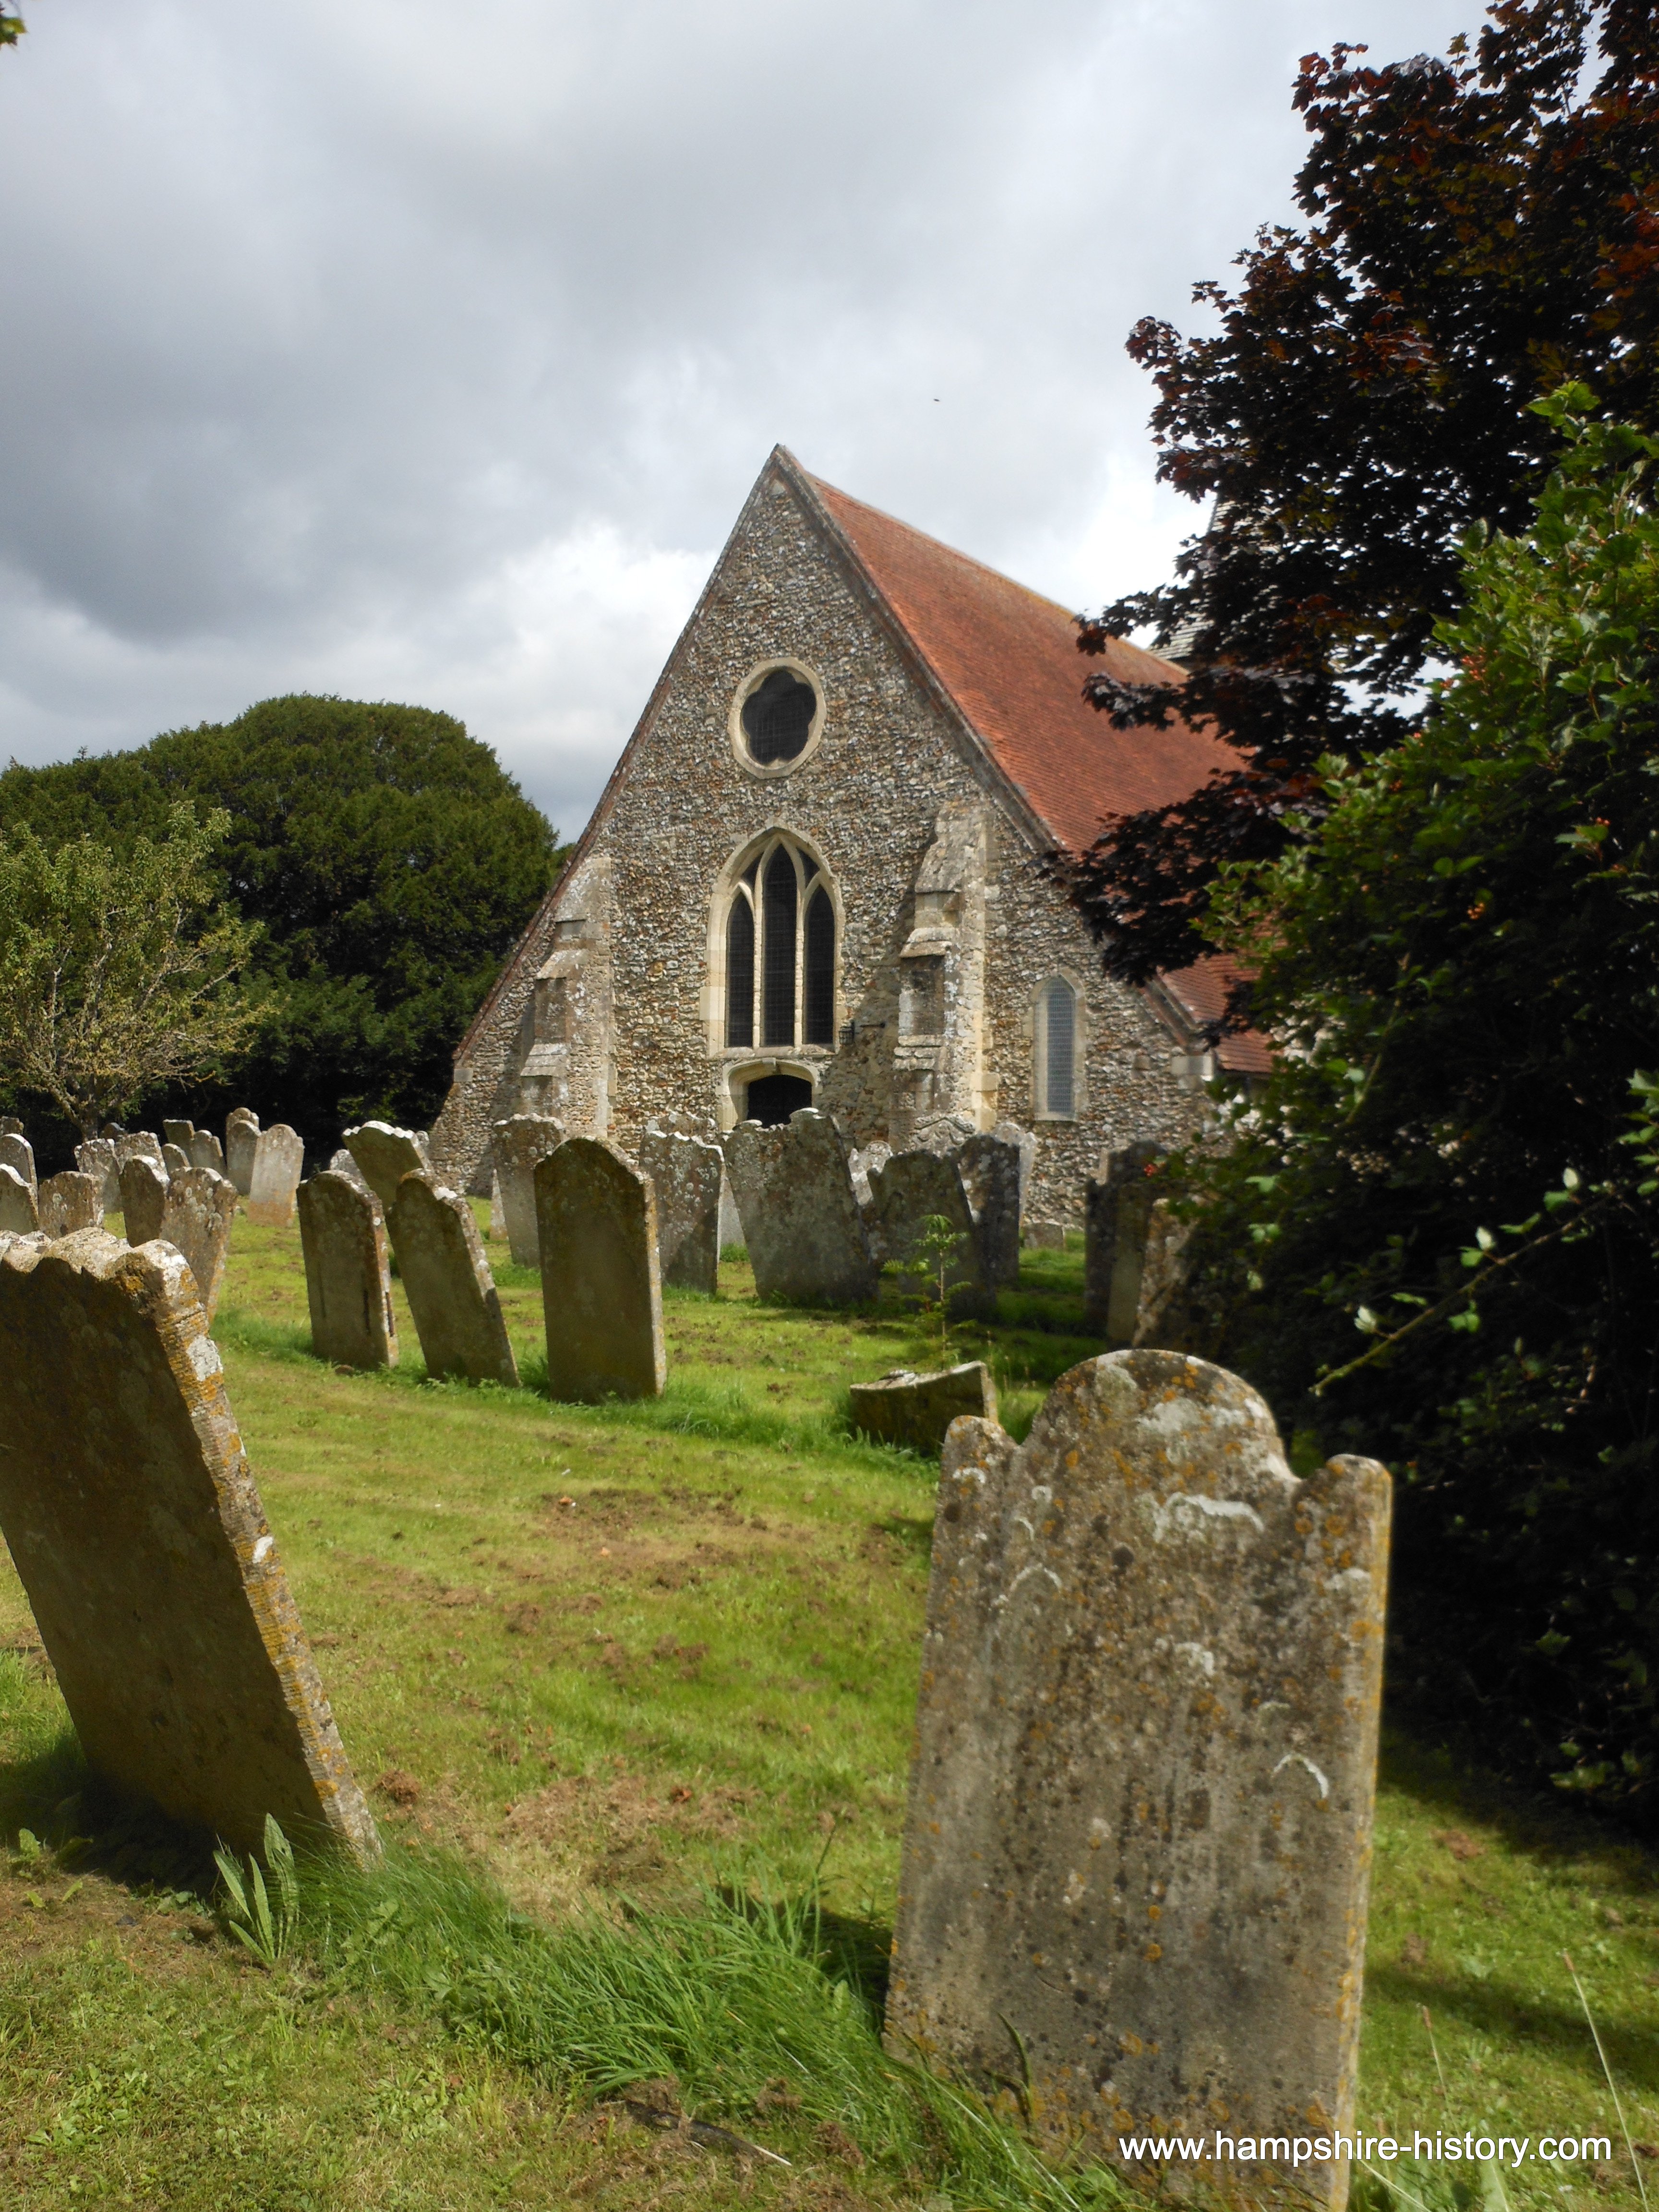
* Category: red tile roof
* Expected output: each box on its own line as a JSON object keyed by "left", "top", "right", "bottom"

{"left": 805, "top": 470, "right": 1238, "bottom": 854}
{"left": 1160, "top": 958, "right": 1275, "bottom": 1076}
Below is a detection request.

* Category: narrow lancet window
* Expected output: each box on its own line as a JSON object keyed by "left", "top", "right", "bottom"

{"left": 804, "top": 887, "right": 835, "bottom": 1045}
{"left": 1043, "top": 977, "right": 1076, "bottom": 1116}
{"left": 762, "top": 847, "right": 798, "bottom": 1046}
{"left": 725, "top": 894, "right": 755, "bottom": 1047}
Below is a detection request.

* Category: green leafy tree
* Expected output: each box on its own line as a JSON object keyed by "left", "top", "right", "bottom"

{"left": 1169, "top": 390, "right": 1659, "bottom": 1818}
{"left": 0, "top": 695, "right": 565, "bottom": 1158}
{"left": 0, "top": 804, "right": 267, "bottom": 1135}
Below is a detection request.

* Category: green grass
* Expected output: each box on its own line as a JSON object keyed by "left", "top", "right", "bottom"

{"left": 2, "top": 1209, "right": 1658, "bottom": 2207}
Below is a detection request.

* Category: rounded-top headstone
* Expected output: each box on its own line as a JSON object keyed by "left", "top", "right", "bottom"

{"left": 344, "top": 1121, "right": 431, "bottom": 1209}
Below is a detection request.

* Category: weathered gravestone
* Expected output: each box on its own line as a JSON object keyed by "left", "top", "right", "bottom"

{"left": 247, "top": 1125, "right": 304, "bottom": 1226}
{"left": 161, "top": 1141, "right": 192, "bottom": 1181}
{"left": 343, "top": 1121, "right": 430, "bottom": 1209}
{"left": 725, "top": 1109, "right": 878, "bottom": 1304}
{"left": 116, "top": 1130, "right": 166, "bottom": 1175}
{"left": 849, "top": 1361, "right": 996, "bottom": 1456}
{"left": 119, "top": 1154, "right": 169, "bottom": 1246}
{"left": 0, "top": 1130, "right": 36, "bottom": 1197}
{"left": 163, "top": 1118, "right": 195, "bottom": 1151}
{"left": 535, "top": 1138, "right": 664, "bottom": 1402}
{"left": 225, "top": 1109, "right": 260, "bottom": 1196}
{"left": 1084, "top": 1142, "right": 1190, "bottom": 1348}
{"left": 76, "top": 1137, "right": 121, "bottom": 1211}
{"left": 0, "top": 1228, "right": 379, "bottom": 1859}
{"left": 385, "top": 1172, "right": 517, "bottom": 1386}
{"left": 956, "top": 1131, "right": 1022, "bottom": 1288}
{"left": 887, "top": 1349, "right": 1390, "bottom": 2209}
{"left": 160, "top": 1167, "right": 239, "bottom": 1320}
{"left": 639, "top": 1126, "right": 722, "bottom": 1293}
{"left": 298, "top": 1171, "right": 397, "bottom": 1369}
{"left": 0, "top": 1163, "right": 38, "bottom": 1234}
{"left": 491, "top": 1114, "right": 565, "bottom": 1267}
{"left": 188, "top": 1129, "right": 227, "bottom": 1176}
{"left": 38, "top": 1170, "right": 100, "bottom": 1240}
{"left": 869, "top": 1150, "right": 985, "bottom": 1294}
{"left": 993, "top": 1117, "right": 1036, "bottom": 1228}
{"left": 1022, "top": 1216, "right": 1066, "bottom": 1250}
{"left": 0, "top": 1114, "right": 22, "bottom": 1137}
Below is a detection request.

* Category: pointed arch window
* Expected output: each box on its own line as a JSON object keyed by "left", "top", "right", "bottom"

{"left": 721, "top": 836, "right": 838, "bottom": 1051}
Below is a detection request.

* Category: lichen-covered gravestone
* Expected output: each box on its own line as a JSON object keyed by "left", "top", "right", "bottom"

{"left": 639, "top": 1126, "right": 722, "bottom": 1293}
{"left": 0, "top": 1163, "right": 37, "bottom": 1234}
{"left": 849, "top": 1361, "right": 996, "bottom": 1455}
{"left": 76, "top": 1137, "right": 121, "bottom": 1211}
{"left": 536, "top": 1138, "right": 664, "bottom": 1401}
{"left": 343, "top": 1121, "right": 430, "bottom": 1209}
{"left": 247, "top": 1125, "right": 304, "bottom": 1226}
{"left": 298, "top": 1171, "right": 398, "bottom": 1369}
{"left": 159, "top": 1167, "right": 239, "bottom": 1320}
{"left": 116, "top": 1130, "right": 166, "bottom": 1172}
{"left": 0, "top": 1130, "right": 36, "bottom": 1198}
{"left": 725, "top": 1109, "right": 878, "bottom": 1304}
{"left": 161, "top": 1141, "right": 192, "bottom": 1181}
{"left": 119, "top": 1154, "right": 169, "bottom": 1246}
{"left": 491, "top": 1114, "right": 565, "bottom": 1267}
{"left": 0, "top": 1228, "right": 379, "bottom": 1859}
{"left": 188, "top": 1129, "right": 227, "bottom": 1176}
{"left": 225, "top": 1109, "right": 260, "bottom": 1196}
{"left": 38, "top": 1170, "right": 100, "bottom": 1239}
{"left": 385, "top": 1172, "right": 517, "bottom": 1386}
{"left": 868, "top": 1150, "right": 985, "bottom": 1294}
{"left": 888, "top": 1349, "right": 1390, "bottom": 2211}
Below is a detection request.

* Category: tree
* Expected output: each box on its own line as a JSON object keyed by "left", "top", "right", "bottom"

{"left": 0, "top": 805, "right": 267, "bottom": 1135}
{"left": 0, "top": 696, "right": 565, "bottom": 1159}
{"left": 1065, "top": 0, "right": 1659, "bottom": 990}
{"left": 1167, "top": 392, "right": 1659, "bottom": 1819}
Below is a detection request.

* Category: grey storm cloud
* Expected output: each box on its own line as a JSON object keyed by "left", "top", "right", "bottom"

{"left": 0, "top": 0, "right": 1459, "bottom": 836}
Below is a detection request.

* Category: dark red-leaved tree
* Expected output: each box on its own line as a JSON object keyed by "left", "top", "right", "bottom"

{"left": 1068, "top": 0, "right": 1659, "bottom": 987}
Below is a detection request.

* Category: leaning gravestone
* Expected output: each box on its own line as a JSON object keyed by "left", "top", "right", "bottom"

{"left": 225, "top": 1109, "right": 260, "bottom": 1196}
{"left": 76, "top": 1137, "right": 121, "bottom": 1212}
{"left": 188, "top": 1128, "right": 227, "bottom": 1176}
{"left": 956, "top": 1131, "right": 1022, "bottom": 1288}
{"left": 0, "top": 1130, "right": 36, "bottom": 1198}
{"left": 343, "top": 1121, "right": 430, "bottom": 1209}
{"left": 38, "top": 1170, "right": 100, "bottom": 1240}
{"left": 385, "top": 1172, "right": 517, "bottom": 1386}
{"left": 118, "top": 1154, "right": 169, "bottom": 1246}
{"left": 639, "top": 1125, "right": 722, "bottom": 1293}
{"left": 869, "top": 1150, "right": 985, "bottom": 1294}
{"left": 161, "top": 1140, "right": 192, "bottom": 1181}
{"left": 1084, "top": 1142, "right": 1190, "bottom": 1348}
{"left": 536, "top": 1138, "right": 664, "bottom": 1402}
{"left": 298, "top": 1171, "right": 398, "bottom": 1369}
{"left": 725, "top": 1109, "right": 878, "bottom": 1304}
{"left": 162, "top": 1118, "right": 194, "bottom": 1150}
{"left": 888, "top": 1349, "right": 1390, "bottom": 2209}
{"left": 0, "top": 1227, "right": 379, "bottom": 1860}
{"left": 159, "top": 1167, "right": 239, "bottom": 1321}
{"left": 247, "top": 1124, "right": 304, "bottom": 1226}
{"left": 849, "top": 1360, "right": 996, "bottom": 1456}
{"left": 0, "top": 1164, "right": 37, "bottom": 1235}
{"left": 491, "top": 1113, "right": 565, "bottom": 1267}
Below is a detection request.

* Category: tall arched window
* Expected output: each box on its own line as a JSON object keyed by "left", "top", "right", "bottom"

{"left": 721, "top": 836, "right": 838, "bottom": 1052}
{"left": 1036, "top": 977, "right": 1077, "bottom": 1117}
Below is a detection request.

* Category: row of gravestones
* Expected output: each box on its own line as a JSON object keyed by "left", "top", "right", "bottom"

{"left": 0, "top": 1211, "right": 1392, "bottom": 2212}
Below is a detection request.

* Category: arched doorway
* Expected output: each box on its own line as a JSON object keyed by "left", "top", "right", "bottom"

{"left": 744, "top": 1071, "right": 814, "bottom": 1126}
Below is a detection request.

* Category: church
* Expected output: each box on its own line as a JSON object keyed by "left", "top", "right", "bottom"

{"left": 430, "top": 446, "right": 1265, "bottom": 1227}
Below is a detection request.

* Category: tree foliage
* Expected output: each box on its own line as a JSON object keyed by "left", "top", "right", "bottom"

{"left": 1067, "top": 0, "right": 1659, "bottom": 987}
{"left": 1168, "top": 393, "right": 1659, "bottom": 1819}
{"left": 0, "top": 804, "right": 267, "bottom": 1134}
{"left": 0, "top": 696, "right": 564, "bottom": 1158}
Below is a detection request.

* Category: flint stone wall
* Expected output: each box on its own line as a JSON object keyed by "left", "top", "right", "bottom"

{"left": 0, "top": 1227, "right": 379, "bottom": 1859}
{"left": 491, "top": 1114, "right": 565, "bottom": 1267}
{"left": 247, "top": 1125, "right": 304, "bottom": 1226}
{"left": 888, "top": 1349, "right": 1389, "bottom": 2209}
{"left": 119, "top": 1154, "right": 169, "bottom": 1246}
{"left": 0, "top": 1163, "right": 38, "bottom": 1234}
{"left": 639, "top": 1127, "right": 722, "bottom": 1293}
{"left": 225, "top": 1110, "right": 260, "bottom": 1196}
{"left": 726, "top": 1109, "right": 878, "bottom": 1304}
{"left": 299, "top": 1171, "right": 397, "bottom": 1370}
{"left": 160, "top": 1167, "right": 239, "bottom": 1321}
{"left": 849, "top": 1361, "right": 996, "bottom": 1456}
{"left": 536, "top": 1137, "right": 664, "bottom": 1401}
{"left": 385, "top": 1172, "right": 517, "bottom": 1386}
{"left": 39, "top": 1171, "right": 100, "bottom": 1240}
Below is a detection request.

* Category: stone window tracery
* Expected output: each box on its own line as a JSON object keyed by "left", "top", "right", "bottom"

{"left": 720, "top": 835, "right": 838, "bottom": 1051}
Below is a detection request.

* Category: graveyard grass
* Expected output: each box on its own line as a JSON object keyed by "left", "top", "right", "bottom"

{"left": 0, "top": 1217, "right": 1656, "bottom": 2210}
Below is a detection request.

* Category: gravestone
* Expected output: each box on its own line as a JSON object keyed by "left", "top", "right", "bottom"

{"left": 491, "top": 1114, "right": 565, "bottom": 1267}
{"left": 869, "top": 1150, "right": 985, "bottom": 1294}
{"left": 888, "top": 1349, "right": 1391, "bottom": 2209}
{"left": 163, "top": 1118, "right": 194, "bottom": 1150}
{"left": 118, "top": 1154, "right": 169, "bottom": 1246}
{"left": 993, "top": 1117, "right": 1037, "bottom": 1226}
{"left": 489, "top": 1171, "right": 505, "bottom": 1239}
{"left": 343, "top": 1121, "right": 430, "bottom": 1209}
{"left": 0, "top": 1227, "right": 379, "bottom": 1861}
{"left": 247, "top": 1125, "right": 304, "bottom": 1226}
{"left": 75, "top": 1137, "right": 121, "bottom": 1212}
{"left": 1022, "top": 1217, "right": 1065, "bottom": 1250}
{"left": 298, "top": 1170, "right": 397, "bottom": 1370}
{"left": 160, "top": 1167, "right": 239, "bottom": 1320}
{"left": 0, "top": 1130, "right": 36, "bottom": 1197}
{"left": 327, "top": 1147, "right": 379, "bottom": 1209}
{"left": 1084, "top": 1142, "right": 1190, "bottom": 1348}
{"left": 849, "top": 1361, "right": 996, "bottom": 1456}
{"left": 0, "top": 1114, "right": 22, "bottom": 1137}
{"left": 385, "top": 1172, "right": 517, "bottom": 1386}
{"left": 188, "top": 1129, "right": 227, "bottom": 1176}
{"left": 847, "top": 1140, "right": 892, "bottom": 1213}
{"left": 639, "top": 1126, "right": 722, "bottom": 1293}
{"left": 225, "top": 1109, "right": 260, "bottom": 1196}
{"left": 38, "top": 1170, "right": 100, "bottom": 1240}
{"left": 725, "top": 1110, "right": 878, "bottom": 1304}
{"left": 0, "top": 1164, "right": 37, "bottom": 1234}
{"left": 956, "top": 1131, "right": 1022, "bottom": 1287}
{"left": 161, "top": 1141, "right": 192, "bottom": 1181}
{"left": 535, "top": 1137, "right": 664, "bottom": 1402}
{"left": 116, "top": 1130, "right": 166, "bottom": 1174}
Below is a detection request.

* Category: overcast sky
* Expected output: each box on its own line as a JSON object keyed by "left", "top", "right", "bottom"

{"left": 1, "top": 0, "right": 1464, "bottom": 838}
